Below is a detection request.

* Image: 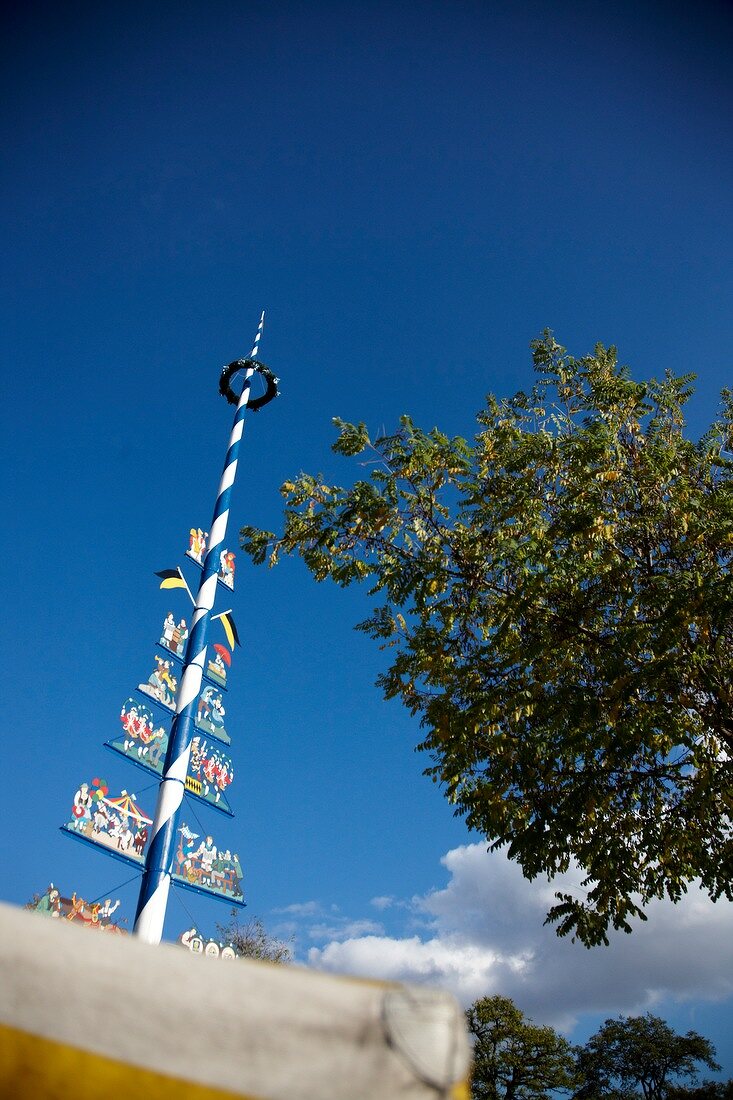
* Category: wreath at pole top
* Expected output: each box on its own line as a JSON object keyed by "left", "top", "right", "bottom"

{"left": 219, "top": 358, "right": 280, "bottom": 411}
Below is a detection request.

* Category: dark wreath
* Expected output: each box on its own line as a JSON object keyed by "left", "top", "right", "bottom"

{"left": 219, "top": 358, "right": 280, "bottom": 411}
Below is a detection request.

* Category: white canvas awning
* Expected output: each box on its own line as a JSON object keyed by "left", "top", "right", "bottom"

{"left": 0, "top": 902, "right": 470, "bottom": 1099}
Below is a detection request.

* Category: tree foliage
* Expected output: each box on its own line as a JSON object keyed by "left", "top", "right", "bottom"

{"left": 465, "top": 999, "right": 723, "bottom": 1100}
{"left": 577, "top": 1014, "right": 719, "bottom": 1099}
{"left": 466, "top": 995, "right": 576, "bottom": 1099}
{"left": 241, "top": 333, "right": 733, "bottom": 945}
{"left": 666, "top": 1081, "right": 733, "bottom": 1099}
{"left": 216, "top": 911, "right": 292, "bottom": 964}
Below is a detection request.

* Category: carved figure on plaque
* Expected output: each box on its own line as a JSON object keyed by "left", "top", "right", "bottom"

{"left": 139, "top": 655, "right": 178, "bottom": 709}
{"left": 187, "top": 527, "right": 208, "bottom": 565}
{"left": 195, "top": 685, "right": 230, "bottom": 743}
{"left": 218, "top": 549, "right": 236, "bottom": 590}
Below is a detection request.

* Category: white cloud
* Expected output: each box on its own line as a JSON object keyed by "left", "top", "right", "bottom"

{"left": 272, "top": 900, "right": 324, "bottom": 917}
{"left": 307, "top": 844, "right": 733, "bottom": 1030}
{"left": 269, "top": 903, "right": 384, "bottom": 945}
{"left": 370, "top": 896, "right": 394, "bottom": 911}
{"left": 308, "top": 918, "right": 384, "bottom": 941}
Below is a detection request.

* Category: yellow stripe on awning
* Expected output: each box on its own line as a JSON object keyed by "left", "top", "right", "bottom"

{"left": 0, "top": 1023, "right": 263, "bottom": 1100}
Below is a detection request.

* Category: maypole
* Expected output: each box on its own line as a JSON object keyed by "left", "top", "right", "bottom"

{"left": 134, "top": 313, "right": 278, "bottom": 944}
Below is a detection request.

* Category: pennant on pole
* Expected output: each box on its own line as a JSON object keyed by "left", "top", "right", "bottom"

{"left": 214, "top": 610, "right": 240, "bottom": 648}
{"left": 155, "top": 568, "right": 188, "bottom": 591}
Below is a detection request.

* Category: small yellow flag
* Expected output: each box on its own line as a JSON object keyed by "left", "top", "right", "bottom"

{"left": 155, "top": 569, "right": 187, "bottom": 590}
{"left": 218, "top": 611, "right": 240, "bottom": 648}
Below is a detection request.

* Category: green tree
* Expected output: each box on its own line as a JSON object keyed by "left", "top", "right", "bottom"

{"left": 466, "top": 994, "right": 576, "bottom": 1099}
{"left": 241, "top": 334, "right": 733, "bottom": 946}
{"left": 216, "top": 911, "right": 292, "bottom": 963}
{"left": 577, "top": 1014, "right": 719, "bottom": 1099}
{"left": 666, "top": 1081, "right": 733, "bottom": 1099}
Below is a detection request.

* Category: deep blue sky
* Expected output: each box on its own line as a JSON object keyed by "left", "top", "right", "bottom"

{"left": 2, "top": 0, "right": 732, "bottom": 1076}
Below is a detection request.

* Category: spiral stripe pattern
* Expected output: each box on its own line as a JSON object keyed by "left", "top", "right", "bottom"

{"left": 134, "top": 313, "right": 265, "bottom": 944}
{"left": 249, "top": 311, "right": 264, "bottom": 359}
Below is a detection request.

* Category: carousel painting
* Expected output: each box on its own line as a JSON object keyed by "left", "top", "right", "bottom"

{"left": 61, "top": 780, "right": 152, "bottom": 867}
{"left": 138, "top": 654, "right": 178, "bottom": 710}
{"left": 179, "top": 926, "right": 239, "bottom": 958}
{"left": 172, "top": 823, "right": 244, "bottom": 905}
{"left": 195, "top": 685, "right": 231, "bottom": 744}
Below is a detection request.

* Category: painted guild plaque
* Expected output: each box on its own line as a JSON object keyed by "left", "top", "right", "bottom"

{"left": 179, "top": 927, "right": 239, "bottom": 959}
{"left": 107, "top": 704, "right": 234, "bottom": 815}
{"left": 187, "top": 527, "right": 208, "bottom": 565}
{"left": 217, "top": 548, "right": 235, "bottom": 590}
{"left": 138, "top": 654, "right": 178, "bottom": 710}
{"left": 195, "top": 685, "right": 230, "bottom": 745}
{"left": 30, "top": 886, "right": 126, "bottom": 932}
{"left": 156, "top": 639, "right": 230, "bottom": 693}
{"left": 206, "top": 643, "right": 231, "bottom": 688}
{"left": 173, "top": 824, "right": 244, "bottom": 905}
{"left": 109, "top": 696, "right": 169, "bottom": 770}
{"left": 159, "top": 612, "right": 189, "bottom": 659}
{"left": 186, "top": 528, "right": 235, "bottom": 591}
{"left": 188, "top": 735, "right": 234, "bottom": 813}
{"left": 61, "top": 779, "right": 151, "bottom": 867}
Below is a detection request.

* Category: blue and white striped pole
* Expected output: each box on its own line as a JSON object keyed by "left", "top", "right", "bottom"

{"left": 134, "top": 313, "right": 265, "bottom": 944}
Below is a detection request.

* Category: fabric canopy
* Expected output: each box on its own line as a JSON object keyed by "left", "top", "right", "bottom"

{"left": 0, "top": 902, "right": 469, "bottom": 1099}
